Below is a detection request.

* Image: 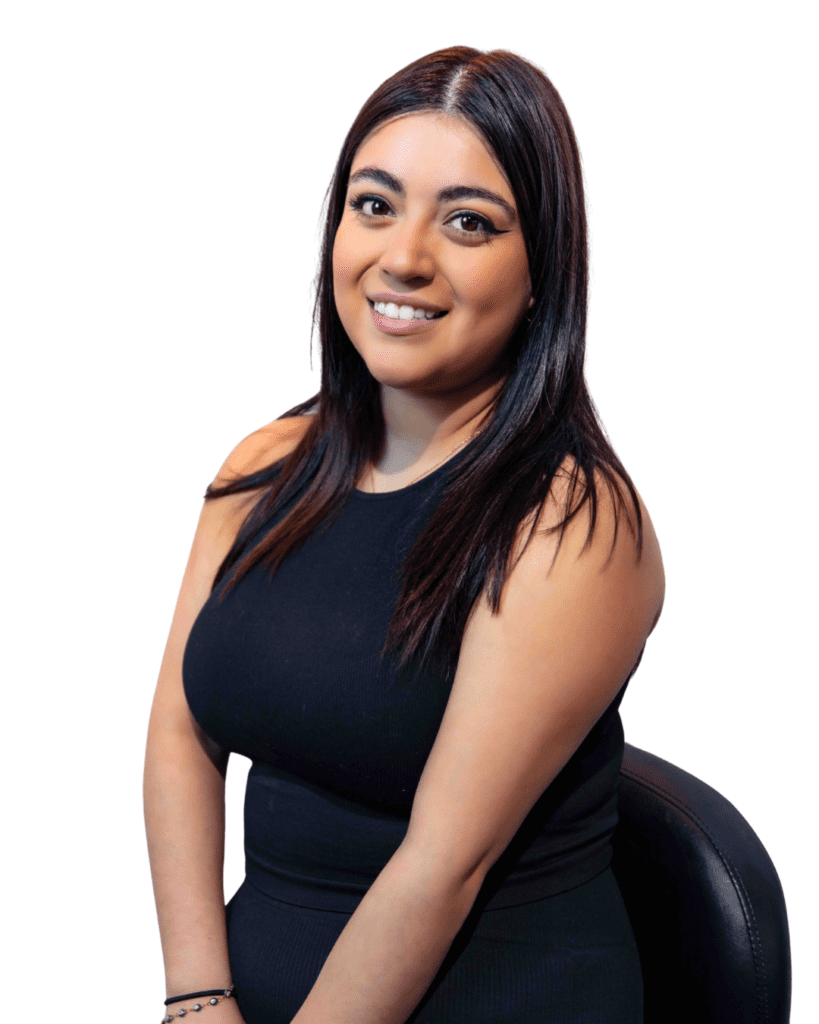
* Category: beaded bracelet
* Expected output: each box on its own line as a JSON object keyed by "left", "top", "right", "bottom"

{"left": 161, "top": 985, "right": 236, "bottom": 1021}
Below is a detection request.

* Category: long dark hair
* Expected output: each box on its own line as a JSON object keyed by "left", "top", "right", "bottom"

{"left": 206, "top": 45, "right": 643, "bottom": 684}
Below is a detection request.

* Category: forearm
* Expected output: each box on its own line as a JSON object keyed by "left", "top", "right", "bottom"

{"left": 143, "top": 721, "right": 233, "bottom": 998}
{"left": 290, "top": 844, "right": 483, "bottom": 1024}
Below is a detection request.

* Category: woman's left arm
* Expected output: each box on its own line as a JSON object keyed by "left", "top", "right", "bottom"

{"left": 289, "top": 840, "right": 484, "bottom": 1024}
{"left": 291, "top": 476, "right": 665, "bottom": 1024}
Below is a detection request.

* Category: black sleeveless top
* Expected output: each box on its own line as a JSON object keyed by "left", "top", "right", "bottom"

{"left": 183, "top": 442, "right": 639, "bottom": 912}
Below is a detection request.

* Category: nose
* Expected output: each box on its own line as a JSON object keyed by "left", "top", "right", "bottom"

{"left": 377, "top": 214, "right": 436, "bottom": 284}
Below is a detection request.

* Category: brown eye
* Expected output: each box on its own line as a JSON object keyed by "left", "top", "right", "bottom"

{"left": 451, "top": 213, "right": 490, "bottom": 235}
{"left": 348, "top": 195, "right": 391, "bottom": 218}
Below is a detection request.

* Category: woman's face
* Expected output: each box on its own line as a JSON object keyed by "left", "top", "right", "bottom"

{"left": 333, "top": 111, "right": 533, "bottom": 397}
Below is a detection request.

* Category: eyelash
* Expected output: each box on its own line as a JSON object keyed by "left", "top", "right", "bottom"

{"left": 347, "top": 193, "right": 500, "bottom": 239}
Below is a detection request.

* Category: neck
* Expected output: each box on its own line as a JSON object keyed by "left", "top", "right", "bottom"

{"left": 374, "top": 375, "right": 503, "bottom": 477}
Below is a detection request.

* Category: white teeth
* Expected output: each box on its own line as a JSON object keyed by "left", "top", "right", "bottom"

{"left": 374, "top": 301, "right": 441, "bottom": 321}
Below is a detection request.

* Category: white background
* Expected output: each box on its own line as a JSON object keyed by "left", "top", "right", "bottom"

{"left": 2, "top": 1, "right": 815, "bottom": 1020}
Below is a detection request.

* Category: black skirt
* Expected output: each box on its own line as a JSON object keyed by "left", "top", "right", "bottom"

{"left": 225, "top": 864, "right": 643, "bottom": 1023}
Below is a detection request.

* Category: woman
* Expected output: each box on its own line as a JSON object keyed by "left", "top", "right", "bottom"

{"left": 145, "top": 45, "right": 664, "bottom": 1024}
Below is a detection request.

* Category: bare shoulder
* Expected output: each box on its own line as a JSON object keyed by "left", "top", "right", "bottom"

{"left": 197, "top": 412, "right": 315, "bottom": 573}
{"left": 212, "top": 414, "right": 315, "bottom": 490}
{"left": 511, "top": 454, "right": 665, "bottom": 633}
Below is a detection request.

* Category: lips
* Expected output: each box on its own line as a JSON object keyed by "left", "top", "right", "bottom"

{"left": 367, "top": 299, "right": 448, "bottom": 335}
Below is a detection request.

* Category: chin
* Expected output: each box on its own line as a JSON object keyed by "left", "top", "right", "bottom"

{"left": 365, "top": 364, "right": 426, "bottom": 389}
{"left": 356, "top": 352, "right": 438, "bottom": 390}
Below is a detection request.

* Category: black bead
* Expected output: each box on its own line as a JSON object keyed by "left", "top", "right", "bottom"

{"left": 209, "top": 998, "right": 219, "bottom": 1005}
{"left": 192, "top": 1004, "right": 202, "bottom": 1011}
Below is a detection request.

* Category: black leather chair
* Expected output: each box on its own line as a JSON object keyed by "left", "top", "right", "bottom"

{"left": 611, "top": 744, "right": 792, "bottom": 1023}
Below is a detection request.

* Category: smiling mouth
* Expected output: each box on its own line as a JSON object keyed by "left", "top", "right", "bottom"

{"left": 368, "top": 299, "right": 448, "bottom": 320}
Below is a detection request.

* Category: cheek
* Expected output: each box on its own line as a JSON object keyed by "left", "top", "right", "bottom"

{"left": 468, "top": 284, "right": 523, "bottom": 325}
{"left": 465, "top": 250, "right": 529, "bottom": 316}
{"left": 332, "top": 227, "right": 357, "bottom": 292}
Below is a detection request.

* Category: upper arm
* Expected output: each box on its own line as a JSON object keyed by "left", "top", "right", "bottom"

{"left": 401, "top": 470, "right": 665, "bottom": 892}
{"left": 146, "top": 415, "right": 313, "bottom": 762}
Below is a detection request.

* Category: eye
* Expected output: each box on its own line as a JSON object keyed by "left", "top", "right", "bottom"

{"left": 346, "top": 193, "right": 500, "bottom": 239}
{"left": 348, "top": 194, "right": 392, "bottom": 219}
{"left": 449, "top": 212, "right": 495, "bottom": 236}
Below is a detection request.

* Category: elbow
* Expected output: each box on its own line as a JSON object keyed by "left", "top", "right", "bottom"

{"left": 392, "top": 837, "right": 489, "bottom": 907}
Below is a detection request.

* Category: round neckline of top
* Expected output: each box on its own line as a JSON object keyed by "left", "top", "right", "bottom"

{"left": 351, "top": 437, "right": 476, "bottom": 501}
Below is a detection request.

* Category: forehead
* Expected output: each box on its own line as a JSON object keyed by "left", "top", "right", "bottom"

{"left": 350, "top": 112, "right": 513, "bottom": 201}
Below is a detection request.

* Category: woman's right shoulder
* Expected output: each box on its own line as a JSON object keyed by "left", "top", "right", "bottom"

{"left": 211, "top": 414, "right": 315, "bottom": 491}
{"left": 194, "top": 413, "right": 314, "bottom": 557}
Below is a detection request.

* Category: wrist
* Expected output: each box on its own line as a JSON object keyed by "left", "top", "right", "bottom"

{"left": 162, "top": 985, "right": 238, "bottom": 1021}
{"left": 164, "top": 972, "right": 234, "bottom": 1000}
{"left": 163, "top": 1004, "right": 244, "bottom": 1024}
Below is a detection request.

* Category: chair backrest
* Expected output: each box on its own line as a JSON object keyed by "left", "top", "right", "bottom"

{"left": 611, "top": 743, "right": 791, "bottom": 1024}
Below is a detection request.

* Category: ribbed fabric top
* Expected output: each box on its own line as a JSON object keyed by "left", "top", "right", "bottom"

{"left": 183, "top": 443, "right": 638, "bottom": 911}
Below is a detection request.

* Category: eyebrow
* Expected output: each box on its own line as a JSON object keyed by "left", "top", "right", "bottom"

{"left": 348, "top": 166, "right": 517, "bottom": 222}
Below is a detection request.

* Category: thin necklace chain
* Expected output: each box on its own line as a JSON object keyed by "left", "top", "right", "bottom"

{"left": 368, "top": 425, "right": 483, "bottom": 493}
